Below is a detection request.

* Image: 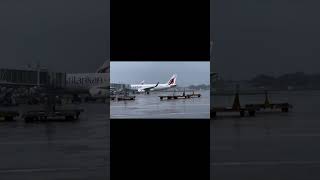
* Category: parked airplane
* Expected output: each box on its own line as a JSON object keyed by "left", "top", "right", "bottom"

{"left": 0, "top": 61, "right": 109, "bottom": 105}
{"left": 66, "top": 60, "right": 109, "bottom": 97}
{"left": 0, "top": 60, "right": 109, "bottom": 99}
{"left": 130, "top": 74, "right": 177, "bottom": 94}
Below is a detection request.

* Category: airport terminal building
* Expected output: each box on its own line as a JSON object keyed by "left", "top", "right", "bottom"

{"left": 111, "top": 83, "right": 130, "bottom": 91}
{"left": 0, "top": 68, "right": 66, "bottom": 88}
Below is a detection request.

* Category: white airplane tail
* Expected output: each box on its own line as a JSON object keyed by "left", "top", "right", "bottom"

{"left": 167, "top": 74, "right": 177, "bottom": 86}
{"left": 96, "top": 60, "right": 109, "bottom": 73}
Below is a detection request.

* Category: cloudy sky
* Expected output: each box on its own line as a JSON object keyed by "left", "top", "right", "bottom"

{"left": 111, "top": 62, "right": 210, "bottom": 86}
{"left": 212, "top": 0, "right": 320, "bottom": 80}
{"left": 0, "top": 0, "right": 109, "bottom": 73}
{"left": 1, "top": 0, "right": 319, "bottom": 80}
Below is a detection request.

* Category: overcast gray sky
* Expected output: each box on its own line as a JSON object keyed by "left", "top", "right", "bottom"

{"left": 111, "top": 62, "right": 210, "bottom": 87}
{"left": 2, "top": 0, "right": 317, "bottom": 79}
{"left": 211, "top": 0, "right": 320, "bottom": 80}
{"left": 0, "top": 0, "right": 109, "bottom": 73}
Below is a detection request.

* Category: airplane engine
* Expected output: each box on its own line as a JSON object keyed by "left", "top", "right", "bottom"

{"left": 89, "top": 87, "right": 108, "bottom": 97}
{"left": 138, "top": 89, "right": 145, "bottom": 93}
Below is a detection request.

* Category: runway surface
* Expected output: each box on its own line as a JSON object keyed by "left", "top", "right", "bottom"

{"left": 0, "top": 103, "right": 109, "bottom": 180}
{"left": 111, "top": 90, "right": 210, "bottom": 119}
{"left": 212, "top": 91, "right": 320, "bottom": 179}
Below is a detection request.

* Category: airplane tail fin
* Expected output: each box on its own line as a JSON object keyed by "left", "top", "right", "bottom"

{"left": 167, "top": 74, "right": 177, "bottom": 86}
{"left": 140, "top": 80, "right": 145, "bottom": 85}
{"left": 96, "top": 60, "right": 109, "bottom": 73}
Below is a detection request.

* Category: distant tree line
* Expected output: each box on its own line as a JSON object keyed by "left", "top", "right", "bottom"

{"left": 249, "top": 72, "right": 320, "bottom": 90}
{"left": 185, "top": 84, "right": 210, "bottom": 90}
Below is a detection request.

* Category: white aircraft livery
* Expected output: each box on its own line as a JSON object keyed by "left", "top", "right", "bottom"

{"left": 130, "top": 74, "right": 177, "bottom": 93}
{"left": 66, "top": 60, "right": 109, "bottom": 97}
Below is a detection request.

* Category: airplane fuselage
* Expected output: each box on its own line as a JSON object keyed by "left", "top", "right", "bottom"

{"left": 66, "top": 73, "right": 109, "bottom": 97}
{"left": 66, "top": 73, "right": 108, "bottom": 90}
{"left": 129, "top": 74, "right": 177, "bottom": 93}
{"left": 130, "top": 83, "right": 176, "bottom": 92}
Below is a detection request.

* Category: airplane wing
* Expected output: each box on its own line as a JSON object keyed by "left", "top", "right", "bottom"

{"left": 93, "top": 86, "right": 110, "bottom": 90}
{"left": 89, "top": 86, "right": 110, "bottom": 97}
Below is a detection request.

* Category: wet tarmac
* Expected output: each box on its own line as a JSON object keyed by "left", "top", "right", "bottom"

{"left": 110, "top": 90, "right": 210, "bottom": 119}
{"left": 212, "top": 91, "right": 320, "bottom": 179}
{"left": 0, "top": 103, "right": 109, "bottom": 180}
